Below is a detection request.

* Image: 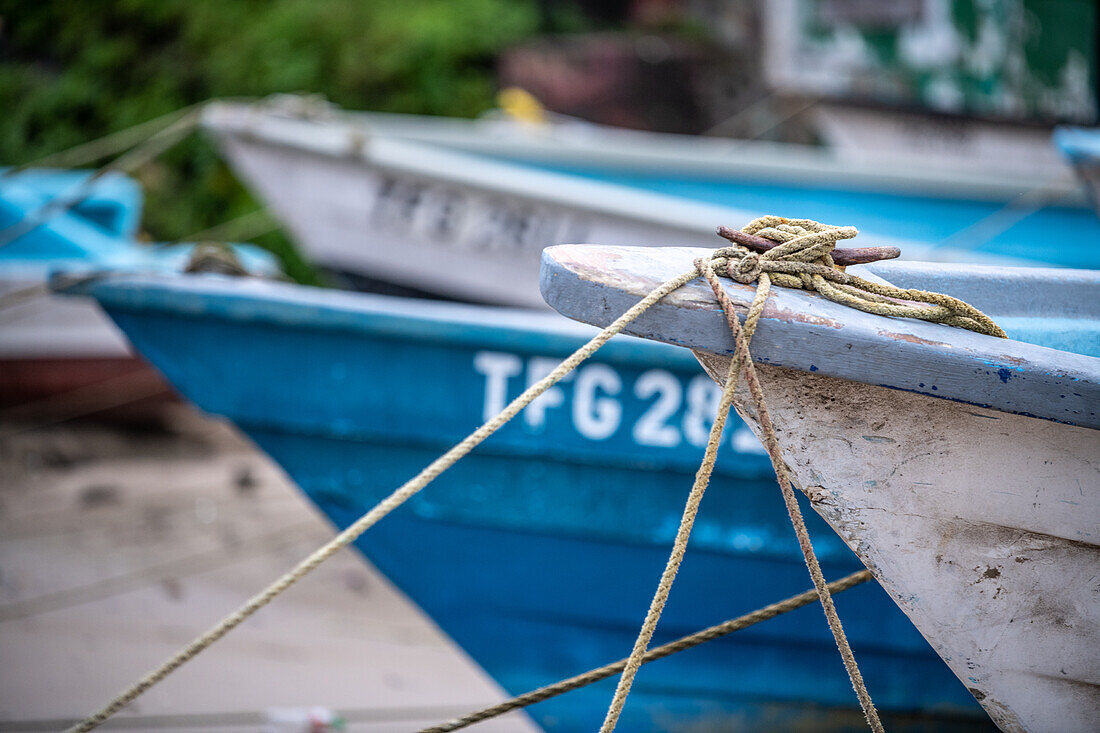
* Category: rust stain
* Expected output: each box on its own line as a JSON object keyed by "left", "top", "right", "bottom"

{"left": 766, "top": 302, "right": 844, "bottom": 329}
{"left": 995, "top": 353, "right": 1027, "bottom": 366}
{"left": 877, "top": 328, "right": 951, "bottom": 348}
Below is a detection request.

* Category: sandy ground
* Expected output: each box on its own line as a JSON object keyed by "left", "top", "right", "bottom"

{"left": 0, "top": 407, "right": 538, "bottom": 732}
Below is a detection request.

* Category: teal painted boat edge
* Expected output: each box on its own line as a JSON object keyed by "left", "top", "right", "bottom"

{"left": 540, "top": 246, "right": 1100, "bottom": 429}
{"left": 0, "top": 167, "right": 143, "bottom": 239}
{"left": 58, "top": 273, "right": 703, "bottom": 370}
{"left": 1054, "top": 127, "right": 1100, "bottom": 164}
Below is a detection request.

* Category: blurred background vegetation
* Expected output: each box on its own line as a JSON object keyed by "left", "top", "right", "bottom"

{"left": 2, "top": 1, "right": 1094, "bottom": 281}
{"left": 0, "top": 0, "right": 578, "bottom": 282}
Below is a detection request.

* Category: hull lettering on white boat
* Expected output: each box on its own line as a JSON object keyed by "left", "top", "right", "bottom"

{"left": 208, "top": 115, "right": 764, "bottom": 307}
{"left": 369, "top": 174, "right": 591, "bottom": 257}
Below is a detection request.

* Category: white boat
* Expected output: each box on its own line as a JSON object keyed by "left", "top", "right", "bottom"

{"left": 201, "top": 100, "right": 1099, "bottom": 310}
{"left": 539, "top": 244, "right": 1100, "bottom": 733}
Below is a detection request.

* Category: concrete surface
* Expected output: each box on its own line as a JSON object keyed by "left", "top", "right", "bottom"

{"left": 0, "top": 407, "right": 538, "bottom": 732}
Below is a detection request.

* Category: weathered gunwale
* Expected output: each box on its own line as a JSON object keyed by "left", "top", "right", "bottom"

{"left": 539, "top": 245, "right": 1100, "bottom": 429}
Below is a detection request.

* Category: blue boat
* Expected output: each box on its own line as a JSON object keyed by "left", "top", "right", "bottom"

{"left": 0, "top": 167, "right": 144, "bottom": 240}
{"left": 0, "top": 168, "right": 278, "bottom": 407}
{"left": 61, "top": 272, "right": 995, "bottom": 731}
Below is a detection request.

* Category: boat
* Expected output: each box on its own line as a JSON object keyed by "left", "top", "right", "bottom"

{"left": 1055, "top": 127, "right": 1100, "bottom": 216}
{"left": 539, "top": 243, "right": 1100, "bottom": 732}
{"left": 199, "top": 99, "right": 1100, "bottom": 309}
{"left": 58, "top": 270, "right": 998, "bottom": 731}
{"left": 0, "top": 168, "right": 279, "bottom": 414}
{"left": 1, "top": 167, "right": 144, "bottom": 240}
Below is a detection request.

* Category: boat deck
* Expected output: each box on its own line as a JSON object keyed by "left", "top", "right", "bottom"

{"left": 0, "top": 408, "right": 536, "bottom": 732}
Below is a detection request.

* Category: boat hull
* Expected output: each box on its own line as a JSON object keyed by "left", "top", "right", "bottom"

{"left": 691, "top": 355, "right": 1100, "bottom": 733}
{"left": 211, "top": 131, "right": 719, "bottom": 308}
{"left": 70, "top": 274, "right": 995, "bottom": 730}
{"left": 0, "top": 279, "right": 173, "bottom": 415}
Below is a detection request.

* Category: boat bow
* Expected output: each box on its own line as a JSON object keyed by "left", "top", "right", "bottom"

{"left": 540, "top": 244, "right": 1100, "bottom": 732}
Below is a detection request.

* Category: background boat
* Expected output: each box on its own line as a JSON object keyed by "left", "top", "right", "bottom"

{"left": 59, "top": 271, "right": 997, "bottom": 731}
{"left": 0, "top": 168, "right": 279, "bottom": 416}
{"left": 200, "top": 99, "right": 1100, "bottom": 311}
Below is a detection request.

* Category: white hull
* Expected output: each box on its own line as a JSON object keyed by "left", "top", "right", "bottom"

{"left": 245, "top": 98, "right": 1080, "bottom": 202}
{"left": 213, "top": 134, "right": 736, "bottom": 308}
{"left": 206, "top": 104, "right": 1014, "bottom": 310}
{"left": 694, "top": 354, "right": 1099, "bottom": 733}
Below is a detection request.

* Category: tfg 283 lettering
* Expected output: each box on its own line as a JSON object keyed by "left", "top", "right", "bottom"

{"left": 473, "top": 351, "right": 764, "bottom": 453}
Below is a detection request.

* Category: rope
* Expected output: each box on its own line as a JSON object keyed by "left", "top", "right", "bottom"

{"left": 1, "top": 104, "right": 204, "bottom": 179}
{"left": 715, "top": 217, "right": 1006, "bottom": 338}
{"left": 597, "top": 257, "right": 769, "bottom": 733}
{"left": 420, "top": 569, "right": 871, "bottom": 733}
{"left": 67, "top": 267, "right": 698, "bottom": 733}
{"left": 176, "top": 208, "right": 281, "bottom": 244}
{"left": 697, "top": 257, "right": 886, "bottom": 732}
{"left": 70, "top": 216, "right": 1004, "bottom": 732}
{"left": 599, "top": 216, "right": 1003, "bottom": 730}
{"left": 0, "top": 108, "right": 202, "bottom": 248}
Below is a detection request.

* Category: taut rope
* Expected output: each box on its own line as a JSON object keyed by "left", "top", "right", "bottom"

{"left": 420, "top": 569, "right": 872, "bottom": 732}
{"left": 70, "top": 218, "right": 1003, "bottom": 732}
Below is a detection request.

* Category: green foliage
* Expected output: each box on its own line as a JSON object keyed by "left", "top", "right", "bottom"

{"left": 0, "top": 0, "right": 540, "bottom": 282}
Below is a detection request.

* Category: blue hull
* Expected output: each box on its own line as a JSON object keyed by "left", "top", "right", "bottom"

{"left": 488, "top": 158, "right": 1100, "bottom": 271}
{"left": 79, "top": 275, "right": 992, "bottom": 730}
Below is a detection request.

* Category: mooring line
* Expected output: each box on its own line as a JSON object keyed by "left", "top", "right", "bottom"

{"left": 420, "top": 569, "right": 871, "bottom": 732}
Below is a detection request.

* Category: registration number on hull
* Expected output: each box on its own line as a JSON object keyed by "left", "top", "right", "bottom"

{"left": 474, "top": 351, "right": 764, "bottom": 454}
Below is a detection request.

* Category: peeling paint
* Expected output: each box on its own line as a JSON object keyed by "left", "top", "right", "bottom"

{"left": 877, "top": 328, "right": 952, "bottom": 348}
{"left": 768, "top": 301, "right": 845, "bottom": 329}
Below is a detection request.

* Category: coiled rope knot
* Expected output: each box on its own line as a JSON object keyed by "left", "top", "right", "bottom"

{"left": 696, "top": 216, "right": 1007, "bottom": 339}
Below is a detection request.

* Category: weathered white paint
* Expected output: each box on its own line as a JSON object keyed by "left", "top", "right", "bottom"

{"left": 693, "top": 353, "right": 1100, "bottom": 733}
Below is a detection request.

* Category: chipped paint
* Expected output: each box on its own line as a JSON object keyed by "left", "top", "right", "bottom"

{"left": 877, "top": 328, "right": 952, "bottom": 348}
{"left": 767, "top": 300, "right": 845, "bottom": 329}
